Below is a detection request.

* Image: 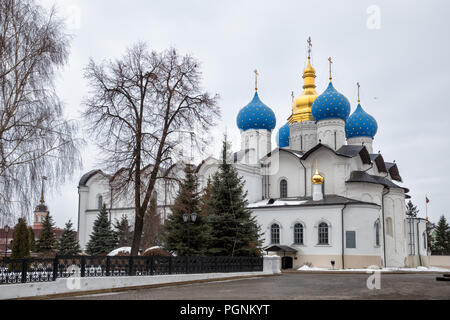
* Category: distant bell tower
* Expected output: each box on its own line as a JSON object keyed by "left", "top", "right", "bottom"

{"left": 34, "top": 176, "right": 49, "bottom": 229}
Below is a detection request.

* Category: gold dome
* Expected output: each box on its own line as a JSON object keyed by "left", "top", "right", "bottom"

{"left": 288, "top": 57, "right": 318, "bottom": 124}
{"left": 312, "top": 168, "right": 324, "bottom": 185}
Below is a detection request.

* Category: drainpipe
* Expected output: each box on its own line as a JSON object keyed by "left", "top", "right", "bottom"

{"left": 341, "top": 204, "right": 347, "bottom": 269}
{"left": 416, "top": 219, "right": 422, "bottom": 266}
{"left": 381, "top": 187, "right": 390, "bottom": 267}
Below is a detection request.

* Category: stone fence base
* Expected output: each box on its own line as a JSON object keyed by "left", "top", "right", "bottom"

{"left": 0, "top": 256, "right": 281, "bottom": 300}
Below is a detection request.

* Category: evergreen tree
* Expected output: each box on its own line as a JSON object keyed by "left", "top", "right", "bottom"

{"left": 86, "top": 204, "right": 118, "bottom": 255}
{"left": 28, "top": 226, "right": 36, "bottom": 252}
{"left": 200, "top": 177, "right": 214, "bottom": 217}
{"left": 206, "top": 139, "right": 262, "bottom": 256}
{"left": 406, "top": 200, "right": 419, "bottom": 217}
{"left": 36, "top": 213, "right": 56, "bottom": 255}
{"left": 56, "top": 220, "right": 80, "bottom": 255}
{"left": 142, "top": 197, "right": 162, "bottom": 250}
{"left": 114, "top": 215, "right": 133, "bottom": 247}
{"left": 10, "top": 218, "right": 30, "bottom": 259}
{"left": 162, "top": 163, "right": 210, "bottom": 256}
{"left": 432, "top": 215, "right": 450, "bottom": 255}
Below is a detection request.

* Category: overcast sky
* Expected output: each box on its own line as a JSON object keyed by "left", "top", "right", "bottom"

{"left": 37, "top": 0, "right": 450, "bottom": 227}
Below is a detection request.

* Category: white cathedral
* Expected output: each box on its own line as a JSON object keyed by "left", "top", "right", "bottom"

{"left": 78, "top": 46, "right": 428, "bottom": 269}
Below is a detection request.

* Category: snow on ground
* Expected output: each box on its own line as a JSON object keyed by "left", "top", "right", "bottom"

{"left": 297, "top": 265, "right": 450, "bottom": 272}
{"left": 107, "top": 247, "right": 132, "bottom": 256}
{"left": 143, "top": 246, "right": 162, "bottom": 253}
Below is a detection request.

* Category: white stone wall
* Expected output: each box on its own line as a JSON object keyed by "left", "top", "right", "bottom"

{"left": 289, "top": 121, "right": 317, "bottom": 151}
{"left": 316, "top": 119, "right": 346, "bottom": 150}
{"left": 240, "top": 129, "right": 271, "bottom": 165}
{"left": 347, "top": 137, "right": 374, "bottom": 154}
{"left": 383, "top": 188, "right": 408, "bottom": 267}
{"left": 252, "top": 204, "right": 380, "bottom": 257}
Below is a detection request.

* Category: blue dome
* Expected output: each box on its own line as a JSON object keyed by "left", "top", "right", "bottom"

{"left": 236, "top": 92, "right": 276, "bottom": 131}
{"left": 277, "top": 122, "right": 290, "bottom": 148}
{"left": 345, "top": 103, "right": 378, "bottom": 139}
{"left": 311, "top": 82, "right": 351, "bottom": 122}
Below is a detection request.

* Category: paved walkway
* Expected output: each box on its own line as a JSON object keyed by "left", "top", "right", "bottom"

{"left": 61, "top": 273, "right": 450, "bottom": 300}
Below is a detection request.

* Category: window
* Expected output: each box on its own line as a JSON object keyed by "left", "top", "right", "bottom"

{"left": 375, "top": 221, "right": 380, "bottom": 246}
{"left": 97, "top": 195, "right": 103, "bottom": 210}
{"left": 294, "top": 223, "right": 303, "bottom": 245}
{"left": 280, "top": 179, "right": 287, "bottom": 198}
{"left": 346, "top": 231, "right": 356, "bottom": 248}
{"left": 318, "top": 222, "right": 329, "bottom": 245}
{"left": 271, "top": 224, "right": 280, "bottom": 244}
{"left": 386, "top": 217, "right": 393, "bottom": 237}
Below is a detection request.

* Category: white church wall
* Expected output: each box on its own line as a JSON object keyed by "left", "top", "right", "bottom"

{"left": 346, "top": 183, "right": 384, "bottom": 206}
{"left": 267, "top": 151, "right": 303, "bottom": 198}
{"left": 383, "top": 188, "right": 408, "bottom": 267}
{"left": 253, "top": 203, "right": 382, "bottom": 269}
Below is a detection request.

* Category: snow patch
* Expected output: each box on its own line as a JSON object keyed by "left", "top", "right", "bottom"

{"left": 107, "top": 247, "right": 132, "bottom": 256}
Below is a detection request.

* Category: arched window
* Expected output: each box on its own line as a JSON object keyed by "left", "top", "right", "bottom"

{"left": 271, "top": 224, "right": 280, "bottom": 244}
{"left": 294, "top": 223, "right": 303, "bottom": 245}
{"left": 97, "top": 195, "right": 103, "bottom": 210}
{"left": 318, "top": 222, "right": 329, "bottom": 245}
{"left": 386, "top": 217, "right": 393, "bottom": 237}
{"left": 280, "top": 179, "right": 287, "bottom": 198}
{"left": 375, "top": 220, "right": 380, "bottom": 246}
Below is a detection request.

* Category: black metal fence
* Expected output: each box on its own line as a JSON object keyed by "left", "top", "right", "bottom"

{"left": 0, "top": 255, "right": 263, "bottom": 285}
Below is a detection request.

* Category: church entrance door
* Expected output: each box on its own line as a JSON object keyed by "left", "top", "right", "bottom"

{"left": 281, "top": 256, "right": 293, "bottom": 269}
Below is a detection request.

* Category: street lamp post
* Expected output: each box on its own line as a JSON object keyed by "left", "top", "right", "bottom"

{"left": 4, "top": 225, "right": 10, "bottom": 259}
{"left": 182, "top": 212, "right": 197, "bottom": 272}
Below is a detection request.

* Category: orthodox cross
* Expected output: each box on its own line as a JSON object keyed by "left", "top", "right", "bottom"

{"left": 357, "top": 82, "right": 361, "bottom": 103}
{"left": 307, "top": 37, "right": 312, "bottom": 59}
{"left": 254, "top": 69, "right": 259, "bottom": 91}
{"left": 291, "top": 91, "right": 295, "bottom": 103}
{"left": 328, "top": 57, "right": 333, "bottom": 81}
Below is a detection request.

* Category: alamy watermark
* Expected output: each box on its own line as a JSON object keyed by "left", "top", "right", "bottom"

{"left": 367, "top": 5, "right": 381, "bottom": 30}
{"left": 366, "top": 265, "right": 381, "bottom": 290}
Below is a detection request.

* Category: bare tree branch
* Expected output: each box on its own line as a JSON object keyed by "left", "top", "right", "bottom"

{"left": 0, "top": 0, "right": 83, "bottom": 225}
{"left": 83, "top": 43, "right": 220, "bottom": 255}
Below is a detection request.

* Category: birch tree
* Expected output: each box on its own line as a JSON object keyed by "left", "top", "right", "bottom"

{"left": 0, "top": 0, "right": 82, "bottom": 224}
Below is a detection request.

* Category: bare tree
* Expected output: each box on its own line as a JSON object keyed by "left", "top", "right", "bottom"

{"left": 0, "top": 0, "right": 82, "bottom": 224}
{"left": 83, "top": 43, "right": 220, "bottom": 255}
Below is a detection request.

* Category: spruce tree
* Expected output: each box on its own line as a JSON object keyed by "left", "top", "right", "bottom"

{"left": 10, "top": 218, "right": 30, "bottom": 259}
{"left": 206, "top": 139, "right": 262, "bottom": 256}
{"left": 200, "top": 177, "right": 214, "bottom": 217}
{"left": 56, "top": 220, "right": 80, "bottom": 255}
{"left": 86, "top": 204, "right": 118, "bottom": 255}
{"left": 433, "top": 215, "right": 450, "bottom": 255}
{"left": 36, "top": 213, "right": 56, "bottom": 255}
{"left": 162, "top": 163, "right": 210, "bottom": 256}
{"left": 114, "top": 215, "right": 133, "bottom": 247}
{"left": 28, "top": 226, "right": 36, "bottom": 252}
{"left": 406, "top": 200, "right": 419, "bottom": 217}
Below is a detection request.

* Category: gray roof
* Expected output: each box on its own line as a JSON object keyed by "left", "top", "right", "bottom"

{"left": 384, "top": 162, "right": 402, "bottom": 182}
{"left": 78, "top": 169, "right": 108, "bottom": 187}
{"left": 264, "top": 245, "right": 297, "bottom": 253}
{"left": 249, "top": 194, "right": 379, "bottom": 209}
{"left": 301, "top": 143, "right": 371, "bottom": 164}
{"left": 370, "top": 153, "right": 388, "bottom": 173}
{"left": 346, "top": 171, "right": 409, "bottom": 193}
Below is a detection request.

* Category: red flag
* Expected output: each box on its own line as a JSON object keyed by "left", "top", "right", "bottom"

{"left": 426, "top": 196, "right": 429, "bottom": 204}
